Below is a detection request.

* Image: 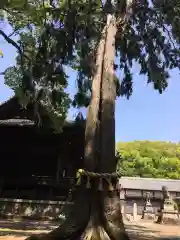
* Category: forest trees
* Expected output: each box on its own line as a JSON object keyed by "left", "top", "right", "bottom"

{"left": 0, "top": 0, "right": 180, "bottom": 240}
{"left": 116, "top": 141, "right": 180, "bottom": 179}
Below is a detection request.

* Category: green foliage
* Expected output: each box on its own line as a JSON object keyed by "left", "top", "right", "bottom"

{"left": 3, "top": 27, "right": 71, "bottom": 130}
{"left": 0, "top": 0, "right": 180, "bottom": 127}
{"left": 0, "top": 0, "right": 104, "bottom": 129}
{"left": 116, "top": 141, "right": 180, "bottom": 179}
{"left": 0, "top": 0, "right": 74, "bottom": 129}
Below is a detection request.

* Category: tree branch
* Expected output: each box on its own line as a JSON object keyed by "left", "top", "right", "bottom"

{"left": 163, "top": 25, "right": 176, "bottom": 50}
{"left": 0, "top": 29, "right": 30, "bottom": 62}
{"left": 8, "top": 29, "right": 19, "bottom": 38}
{"left": 0, "top": 29, "right": 22, "bottom": 53}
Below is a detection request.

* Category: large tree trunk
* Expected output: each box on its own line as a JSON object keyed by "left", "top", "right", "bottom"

{"left": 81, "top": 14, "right": 129, "bottom": 240}
{"left": 101, "top": 13, "right": 126, "bottom": 239}
{"left": 27, "top": 9, "right": 129, "bottom": 240}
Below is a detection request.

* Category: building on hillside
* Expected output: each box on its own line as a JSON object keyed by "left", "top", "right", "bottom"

{"left": 119, "top": 177, "right": 180, "bottom": 214}
{"left": 0, "top": 96, "right": 85, "bottom": 201}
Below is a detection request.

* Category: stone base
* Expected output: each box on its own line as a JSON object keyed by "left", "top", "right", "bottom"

{"left": 162, "top": 212, "right": 180, "bottom": 225}
{"left": 0, "top": 198, "right": 73, "bottom": 221}
{"left": 142, "top": 210, "right": 155, "bottom": 221}
{"left": 157, "top": 210, "right": 180, "bottom": 225}
{"left": 142, "top": 213, "right": 155, "bottom": 221}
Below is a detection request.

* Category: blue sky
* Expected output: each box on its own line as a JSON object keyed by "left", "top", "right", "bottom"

{"left": 0, "top": 25, "right": 180, "bottom": 143}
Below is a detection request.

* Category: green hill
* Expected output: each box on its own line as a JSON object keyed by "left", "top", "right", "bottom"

{"left": 116, "top": 141, "right": 180, "bottom": 179}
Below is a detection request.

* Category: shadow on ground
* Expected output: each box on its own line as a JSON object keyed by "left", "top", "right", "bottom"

{"left": 125, "top": 222, "right": 180, "bottom": 240}
{"left": 0, "top": 220, "right": 59, "bottom": 237}
{"left": 0, "top": 220, "right": 179, "bottom": 239}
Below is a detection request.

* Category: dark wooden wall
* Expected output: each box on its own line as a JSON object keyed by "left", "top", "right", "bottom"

{"left": 0, "top": 124, "right": 84, "bottom": 200}
{"left": 0, "top": 126, "right": 57, "bottom": 177}
{"left": 0, "top": 124, "right": 84, "bottom": 177}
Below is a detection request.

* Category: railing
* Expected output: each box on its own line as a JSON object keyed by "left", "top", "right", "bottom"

{"left": 0, "top": 176, "right": 75, "bottom": 187}
{"left": 0, "top": 176, "right": 75, "bottom": 201}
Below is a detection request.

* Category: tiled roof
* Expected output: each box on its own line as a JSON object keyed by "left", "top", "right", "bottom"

{"left": 119, "top": 177, "right": 180, "bottom": 192}
{"left": 0, "top": 96, "right": 85, "bottom": 126}
{"left": 0, "top": 119, "right": 34, "bottom": 126}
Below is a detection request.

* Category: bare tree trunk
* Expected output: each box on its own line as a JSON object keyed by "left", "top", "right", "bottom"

{"left": 81, "top": 13, "right": 129, "bottom": 240}
{"left": 27, "top": 6, "right": 130, "bottom": 240}
{"left": 84, "top": 25, "right": 107, "bottom": 171}
{"left": 100, "top": 14, "right": 128, "bottom": 240}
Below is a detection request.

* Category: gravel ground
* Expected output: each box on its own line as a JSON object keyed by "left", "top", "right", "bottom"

{"left": 125, "top": 221, "right": 180, "bottom": 240}
{"left": 0, "top": 220, "right": 179, "bottom": 240}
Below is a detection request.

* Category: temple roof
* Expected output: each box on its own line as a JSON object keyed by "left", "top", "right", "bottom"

{"left": 0, "top": 96, "right": 33, "bottom": 120}
{"left": 0, "top": 97, "right": 85, "bottom": 173}
{"left": 0, "top": 96, "right": 85, "bottom": 131}
{"left": 119, "top": 177, "right": 180, "bottom": 192}
{"left": 0, "top": 119, "right": 34, "bottom": 126}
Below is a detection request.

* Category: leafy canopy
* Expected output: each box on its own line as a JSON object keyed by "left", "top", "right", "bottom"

{"left": 116, "top": 141, "right": 180, "bottom": 179}
{"left": 0, "top": 0, "right": 179, "bottom": 127}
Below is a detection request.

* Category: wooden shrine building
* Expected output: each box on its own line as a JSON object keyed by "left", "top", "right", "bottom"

{"left": 0, "top": 96, "right": 85, "bottom": 201}
{"left": 1, "top": 97, "right": 180, "bottom": 220}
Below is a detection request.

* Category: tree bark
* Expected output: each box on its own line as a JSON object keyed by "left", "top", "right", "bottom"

{"left": 81, "top": 14, "right": 129, "bottom": 240}
{"left": 100, "top": 14, "right": 129, "bottom": 240}
{"left": 27, "top": 8, "right": 129, "bottom": 240}
{"left": 26, "top": 24, "right": 109, "bottom": 240}
{"left": 84, "top": 25, "right": 107, "bottom": 171}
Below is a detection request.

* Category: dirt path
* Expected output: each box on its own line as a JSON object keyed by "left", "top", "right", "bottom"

{"left": 0, "top": 220, "right": 179, "bottom": 240}
{"left": 126, "top": 221, "right": 180, "bottom": 240}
